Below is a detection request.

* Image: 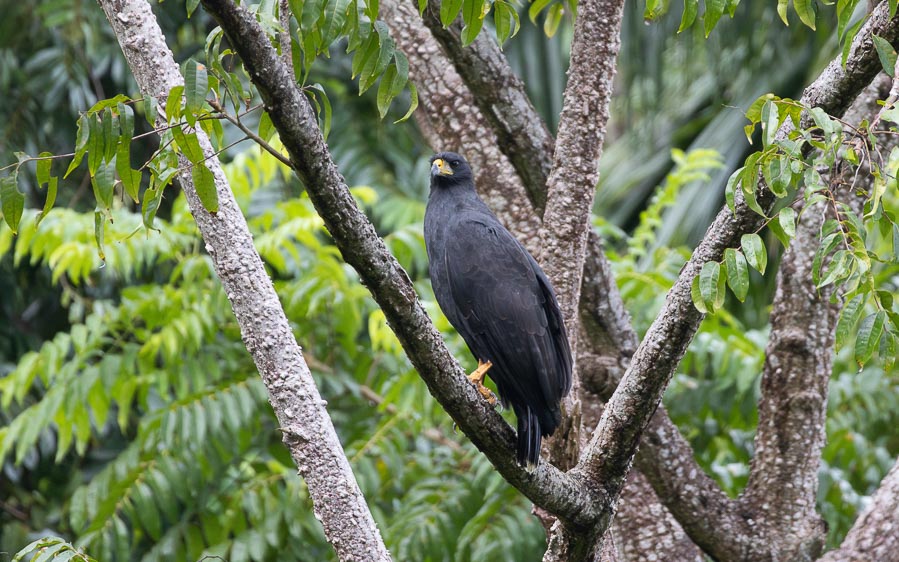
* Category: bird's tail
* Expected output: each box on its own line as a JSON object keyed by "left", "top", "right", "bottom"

{"left": 516, "top": 407, "right": 543, "bottom": 469}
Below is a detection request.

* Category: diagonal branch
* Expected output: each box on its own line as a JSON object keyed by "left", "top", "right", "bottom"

{"left": 575, "top": 0, "right": 899, "bottom": 543}
{"left": 199, "top": 0, "right": 607, "bottom": 531}
{"left": 96, "top": 0, "right": 389, "bottom": 559}
{"left": 740, "top": 74, "right": 893, "bottom": 561}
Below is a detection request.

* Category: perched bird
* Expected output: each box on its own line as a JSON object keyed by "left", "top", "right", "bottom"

{"left": 424, "top": 151, "right": 572, "bottom": 467}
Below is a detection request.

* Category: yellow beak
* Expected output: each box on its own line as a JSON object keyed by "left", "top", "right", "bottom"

{"left": 431, "top": 158, "right": 453, "bottom": 176}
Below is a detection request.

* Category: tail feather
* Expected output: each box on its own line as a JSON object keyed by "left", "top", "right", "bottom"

{"left": 516, "top": 407, "right": 543, "bottom": 468}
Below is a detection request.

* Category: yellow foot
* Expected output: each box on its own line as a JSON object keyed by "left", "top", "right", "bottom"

{"left": 468, "top": 360, "right": 497, "bottom": 405}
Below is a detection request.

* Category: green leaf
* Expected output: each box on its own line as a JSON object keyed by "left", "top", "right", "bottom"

{"left": 703, "top": 0, "right": 725, "bottom": 37}
{"left": 184, "top": 59, "right": 208, "bottom": 127}
{"left": 94, "top": 210, "right": 106, "bottom": 261}
{"left": 115, "top": 103, "right": 140, "bottom": 203}
{"left": 142, "top": 186, "right": 163, "bottom": 231}
{"left": 740, "top": 153, "right": 765, "bottom": 217}
{"left": 855, "top": 311, "right": 885, "bottom": 367}
{"left": 91, "top": 161, "right": 115, "bottom": 210}
{"left": 307, "top": 84, "right": 333, "bottom": 138}
{"left": 165, "top": 85, "right": 184, "bottom": 122}
{"left": 699, "top": 261, "right": 724, "bottom": 313}
{"left": 116, "top": 149, "right": 141, "bottom": 204}
{"left": 724, "top": 248, "right": 749, "bottom": 302}
{"left": 365, "top": 0, "right": 379, "bottom": 21}
{"left": 842, "top": 18, "right": 865, "bottom": 67}
{"left": 724, "top": 167, "right": 741, "bottom": 213}
{"left": 187, "top": 0, "right": 201, "bottom": 17}
{"left": 394, "top": 81, "right": 418, "bottom": 124}
{"left": 725, "top": 0, "right": 740, "bottom": 17}
{"left": 171, "top": 127, "right": 205, "bottom": 165}
{"left": 359, "top": 23, "right": 395, "bottom": 93}
{"left": 528, "top": 0, "right": 553, "bottom": 23}
{"left": 817, "top": 249, "right": 852, "bottom": 288}
{"left": 872, "top": 34, "right": 898, "bottom": 77}
{"left": 134, "top": 481, "right": 163, "bottom": 540}
{"left": 494, "top": 0, "right": 520, "bottom": 45}
{"left": 761, "top": 100, "right": 778, "bottom": 149}
{"left": 0, "top": 172, "right": 24, "bottom": 234}
{"left": 776, "top": 0, "right": 789, "bottom": 25}
{"left": 761, "top": 157, "right": 785, "bottom": 199}
{"left": 741, "top": 233, "right": 767, "bottom": 274}
{"left": 376, "top": 53, "right": 410, "bottom": 119}
{"left": 377, "top": 65, "right": 399, "bottom": 119}
{"left": 65, "top": 115, "right": 91, "bottom": 178}
{"left": 192, "top": 162, "right": 219, "bottom": 214}
{"left": 544, "top": 4, "right": 563, "bottom": 37}
{"left": 36, "top": 153, "right": 52, "bottom": 187}
{"left": 259, "top": 112, "right": 276, "bottom": 143}
{"left": 794, "top": 0, "right": 816, "bottom": 29}
{"left": 351, "top": 30, "right": 377, "bottom": 78}
{"left": 322, "top": 0, "right": 351, "bottom": 47}
{"left": 37, "top": 176, "right": 58, "bottom": 227}
{"left": 143, "top": 95, "right": 159, "bottom": 126}
{"left": 690, "top": 275, "right": 708, "bottom": 314}
{"left": 87, "top": 115, "right": 104, "bottom": 176}
{"left": 837, "top": 0, "right": 861, "bottom": 40}
{"left": 461, "top": 0, "right": 487, "bottom": 46}
{"left": 836, "top": 295, "right": 865, "bottom": 351}
{"left": 679, "top": 0, "right": 698, "bottom": 32}
{"left": 778, "top": 207, "right": 796, "bottom": 239}
{"left": 102, "top": 108, "right": 118, "bottom": 164}
{"left": 440, "top": 0, "right": 464, "bottom": 26}
{"left": 644, "top": 0, "right": 667, "bottom": 20}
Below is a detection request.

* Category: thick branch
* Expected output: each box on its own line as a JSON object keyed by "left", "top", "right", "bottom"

{"left": 540, "top": 0, "right": 624, "bottom": 327}
{"left": 740, "top": 74, "right": 893, "bottom": 562}
{"left": 199, "top": 0, "right": 607, "bottom": 531}
{"left": 575, "top": 0, "right": 899, "bottom": 542}
{"left": 97, "top": 1, "right": 389, "bottom": 559}
{"left": 819, "top": 458, "right": 899, "bottom": 562}
{"left": 418, "top": 2, "right": 554, "bottom": 211}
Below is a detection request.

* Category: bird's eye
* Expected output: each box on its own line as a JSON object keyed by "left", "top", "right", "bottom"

{"left": 451, "top": 161, "right": 459, "bottom": 168}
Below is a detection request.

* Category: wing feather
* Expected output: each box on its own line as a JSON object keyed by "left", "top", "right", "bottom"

{"left": 440, "top": 213, "right": 570, "bottom": 418}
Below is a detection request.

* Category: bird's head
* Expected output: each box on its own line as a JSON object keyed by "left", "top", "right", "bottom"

{"left": 429, "top": 152, "right": 474, "bottom": 189}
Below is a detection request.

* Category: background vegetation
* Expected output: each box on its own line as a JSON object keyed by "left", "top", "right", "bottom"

{"left": 1, "top": 0, "right": 896, "bottom": 560}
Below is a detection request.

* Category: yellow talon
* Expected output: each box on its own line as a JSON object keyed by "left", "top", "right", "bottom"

{"left": 468, "top": 360, "right": 497, "bottom": 405}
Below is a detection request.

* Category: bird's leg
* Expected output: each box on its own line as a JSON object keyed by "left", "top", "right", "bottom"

{"left": 467, "top": 360, "right": 497, "bottom": 405}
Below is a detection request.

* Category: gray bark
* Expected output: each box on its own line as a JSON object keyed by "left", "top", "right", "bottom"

{"left": 540, "top": 0, "right": 624, "bottom": 332}
{"left": 739, "top": 74, "right": 893, "bottom": 562}
{"left": 97, "top": 0, "right": 390, "bottom": 560}
{"left": 199, "top": 0, "right": 607, "bottom": 531}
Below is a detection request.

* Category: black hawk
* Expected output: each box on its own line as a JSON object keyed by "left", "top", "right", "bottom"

{"left": 424, "top": 152, "right": 572, "bottom": 467}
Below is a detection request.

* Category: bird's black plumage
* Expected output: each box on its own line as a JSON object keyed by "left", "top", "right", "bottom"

{"left": 423, "top": 152, "right": 572, "bottom": 467}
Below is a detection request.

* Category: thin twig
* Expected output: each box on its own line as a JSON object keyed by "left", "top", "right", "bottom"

{"left": 208, "top": 98, "right": 293, "bottom": 167}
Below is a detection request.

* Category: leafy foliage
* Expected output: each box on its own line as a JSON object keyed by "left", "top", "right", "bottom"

{"left": 1, "top": 146, "right": 543, "bottom": 560}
